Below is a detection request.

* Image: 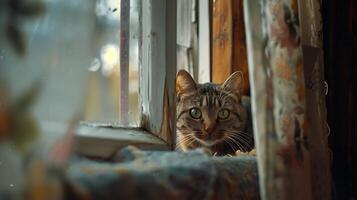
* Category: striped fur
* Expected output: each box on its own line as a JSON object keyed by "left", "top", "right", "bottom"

{"left": 176, "top": 70, "right": 253, "bottom": 156}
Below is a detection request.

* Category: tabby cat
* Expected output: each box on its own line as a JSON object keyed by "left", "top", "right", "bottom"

{"left": 176, "top": 70, "right": 254, "bottom": 156}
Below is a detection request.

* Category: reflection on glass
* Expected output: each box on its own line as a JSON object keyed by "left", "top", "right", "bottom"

{"left": 0, "top": 0, "right": 140, "bottom": 127}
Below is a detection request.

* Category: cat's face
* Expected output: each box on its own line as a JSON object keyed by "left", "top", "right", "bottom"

{"left": 176, "top": 70, "right": 252, "bottom": 152}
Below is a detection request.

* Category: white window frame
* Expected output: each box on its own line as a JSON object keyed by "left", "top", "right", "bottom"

{"left": 198, "top": 0, "right": 211, "bottom": 83}
{"left": 75, "top": 0, "right": 177, "bottom": 158}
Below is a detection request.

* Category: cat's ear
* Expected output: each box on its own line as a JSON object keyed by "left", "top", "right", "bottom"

{"left": 221, "top": 71, "right": 243, "bottom": 95}
{"left": 176, "top": 70, "right": 197, "bottom": 95}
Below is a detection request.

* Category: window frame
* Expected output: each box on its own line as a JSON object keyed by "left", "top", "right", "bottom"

{"left": 74, "top": 0, "right": 177, "bottom": 159}
{"left": 198, "top": 0, "right": 211, "bottom": 83}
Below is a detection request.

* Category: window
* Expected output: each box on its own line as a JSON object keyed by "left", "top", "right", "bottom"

{"left": 1, "top": 0, "right": 141, "bottom": 125}
{"left": 86, "top": 0, "right": 141, "bottom": 126}
{"left": 0, "top": 0, "right": 177, "bottom": 158}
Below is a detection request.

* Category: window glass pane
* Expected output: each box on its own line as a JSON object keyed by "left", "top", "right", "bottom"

{"left": 0, "top": 0, "right": 140, "bottom": 127}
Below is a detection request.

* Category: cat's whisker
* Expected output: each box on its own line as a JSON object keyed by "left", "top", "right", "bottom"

{"left": 228, "top": 135, "right": 250, "bottom": 152}
{"left": 223, "top": 138, "right": 237, "bottom": 153}
{"left": 234, "top": 140, "right": 247, "bottom": 152}
{"left": 225, "top": 135, "right": 246, "bottom": 152}
{"left": 229, "top": 136, "right": 253, "bottom": 151}
{"left": 185, "top": 137, "right": 198, "bottom": 148}
{"left": 176, "top": 134, "right": 195, "bottom": 147}
{"left": 177, "top": 134, "right": 195, "bottom": 144}
{"left": 224, "top": 132, "right": 251, "bottom": 146}
{"left": 237, "top": 131, "right": 254, "bottom": 139}
{"left": 237, "top": 140, "right": 248, "bottom": 152}
{"left": 230, "top": 134, "right": 252, "bottom": 146}
{"left": 176, "top": 137, "right": 196, "bottom": 150}
{"left": 229, "top": 134, "right": 253, "bottom": 147}
{"left": 176, "top": 138, "right": 190, "bottom": 146}
{"left": 225, "top": 130, "right": 254, "bottom": 144}
{"left": 223, "top": 137, "right": 235, "bottom": 150}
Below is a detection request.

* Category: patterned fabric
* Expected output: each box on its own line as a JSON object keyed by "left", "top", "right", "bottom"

{"left": 68, "top": 146, "right": 259, "bottom": 200}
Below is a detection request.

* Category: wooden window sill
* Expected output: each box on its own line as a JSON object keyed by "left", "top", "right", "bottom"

{"left": 74, "top": 123, "right": 170, "bottom": 159}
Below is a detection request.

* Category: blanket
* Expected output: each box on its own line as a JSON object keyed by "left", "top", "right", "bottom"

{"left": 68, "top": 146, "right": 260, "bottom": 200}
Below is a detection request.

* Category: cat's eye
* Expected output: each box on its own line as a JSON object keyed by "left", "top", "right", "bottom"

{"left": 189, "top": 108, "right": 202, "bottom": 119}
{"left": 218, "top": 109, "right": 230, "bottom": 120}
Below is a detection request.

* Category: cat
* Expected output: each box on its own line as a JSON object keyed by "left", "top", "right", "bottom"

{"left": 176, "top": 70, "right": 254, "bottom": 156}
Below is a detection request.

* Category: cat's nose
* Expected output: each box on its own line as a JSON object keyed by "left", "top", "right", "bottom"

{"left": 203, "top": 119, "right": 215, "bottom": 133}
{"left": 204, "top": 125, "right": 215, "bottom": 133}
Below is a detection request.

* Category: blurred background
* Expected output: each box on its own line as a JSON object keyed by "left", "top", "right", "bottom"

{"left": 0, "top": 1, "right": 140, "bottom": 197}
{"left": 0, "top": 0, "right": 140, "bottom": 127}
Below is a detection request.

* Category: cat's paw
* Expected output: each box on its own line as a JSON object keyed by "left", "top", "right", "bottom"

{"left": 235, "top": 148, "right": 256, "bottom": 157}
{"left": 248, "top": 149, "right": 256, "bottom": 156}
